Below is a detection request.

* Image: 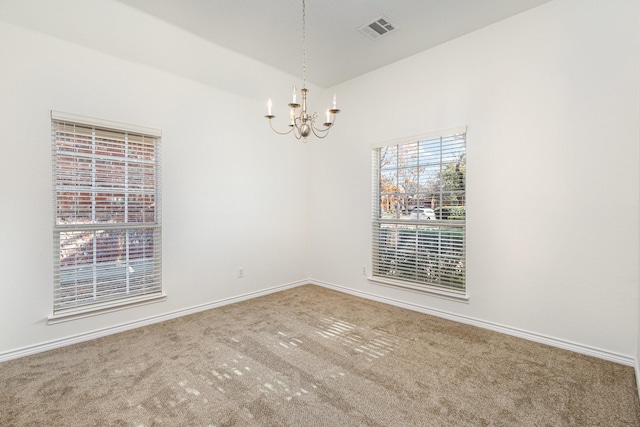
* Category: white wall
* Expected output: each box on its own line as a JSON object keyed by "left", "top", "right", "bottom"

{"left": 310, "top": 0, "right": 640, "bottom": 359}
{"left": 637, "top": 0, "right": 640, "bottom": 384}
{"left": 0, "top": 1, "right": 311, "bottom": 355}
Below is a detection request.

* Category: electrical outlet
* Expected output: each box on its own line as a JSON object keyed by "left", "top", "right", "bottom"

{"left": 237, "top": 268, "right": 244, "bottom": 278}
{"left": 361, "top": 266, "right": 367, "bottom": 276}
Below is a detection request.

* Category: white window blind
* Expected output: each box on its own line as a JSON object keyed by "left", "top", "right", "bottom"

{"left": 52, "top": 112, "right": 162, "bottom": 316}
{"left": 372, "top": 128, "right": 466, "bottom": 295}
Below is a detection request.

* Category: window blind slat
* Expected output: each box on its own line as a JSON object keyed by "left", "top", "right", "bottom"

{"left": 372, "top": 130, "right": 466, "bottom": 294}
{"left": 52, "top": 113, "right": 162, "bottom": 315}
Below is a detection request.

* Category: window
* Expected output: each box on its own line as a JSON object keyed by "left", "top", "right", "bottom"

{"left": 52, "top": 111, "right": 162, "bottom": 317}
{"left": 371, "top": 128, "right": 466, "bottom": 296}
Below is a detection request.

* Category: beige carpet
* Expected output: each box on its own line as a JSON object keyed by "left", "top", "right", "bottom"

{"left": 1, "top": 284, "right": 639, "bottom": 426}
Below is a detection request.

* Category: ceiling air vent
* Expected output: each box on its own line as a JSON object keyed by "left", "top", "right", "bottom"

{"left": 358, "top": 16, "right": 398, "bottom": 40}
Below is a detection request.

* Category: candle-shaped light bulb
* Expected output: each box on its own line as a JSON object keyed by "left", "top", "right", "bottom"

{"left": 332, "top": 93, "right": 337, "bottom": 109}
{"left": 292, "top": 85, "right": 297, "bottom": 104}
{"left": 267, "top": 98, "right": 273, "bottom": 115}
{"left": 289, "top": 108, "right": 295, "bottom": 124}
{"left": 326, "top": 110, "right": 331, "bottom": 124}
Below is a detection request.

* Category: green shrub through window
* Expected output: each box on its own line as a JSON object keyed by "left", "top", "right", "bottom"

{"left": 372, "top": 128, "right": 466, "bottom": 294}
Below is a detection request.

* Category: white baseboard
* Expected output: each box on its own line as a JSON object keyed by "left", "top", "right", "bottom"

{"left": 0, "top": 280, "right": 305, "bottom": 363}
{"left": 310, "top": 279, "right": 636, "bottom": 367}
{"left": 636, "top": 359, "right": 640, "bottom": 398}
{"left": 1, "top": 278, "right": 636, "bottom": 371}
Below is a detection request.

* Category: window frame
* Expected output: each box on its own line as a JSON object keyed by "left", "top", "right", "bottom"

{"left": 50, "top": 111, "right": 164, "bottom": 321}
{"left": 370, "top": 127, "right": 467, "bottom": 300}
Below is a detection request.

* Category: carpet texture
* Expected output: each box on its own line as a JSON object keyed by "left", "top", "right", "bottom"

{"left": 1, "top": 284, "right": 639, "bottom": 426}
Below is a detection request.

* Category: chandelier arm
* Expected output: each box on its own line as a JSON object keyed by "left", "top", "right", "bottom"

{"left": 291, "top": 121, "right": 303, "bottom": 139}
{"left": 310, "top": 125, "right": 330, "bottom": 139}
{"left": 311, "top": 122, "right": 331, "bottom": 133}
{"left": 267, "top": 119, "right": 295, "bottom": 136}
{"left": 311, "top": 112, "right": 338, "bottom": 133}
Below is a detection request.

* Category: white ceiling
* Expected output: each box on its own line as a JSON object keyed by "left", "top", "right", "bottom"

{"left": 116, "top": 0, "right": 553, "bottom": 88}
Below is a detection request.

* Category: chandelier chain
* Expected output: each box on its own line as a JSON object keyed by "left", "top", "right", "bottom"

{"left": 302, "top": 0, "right": 307, "bottom": 88}
{"left": 264, "top": 0, "right": 340, "bottom": 140}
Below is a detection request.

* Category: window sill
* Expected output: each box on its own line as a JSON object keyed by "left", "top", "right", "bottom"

{"left": 48, "top": 292, "right": 167, "bottom": 325}
{"left": 368, "top": 277, "right": 469, "bottom": 302}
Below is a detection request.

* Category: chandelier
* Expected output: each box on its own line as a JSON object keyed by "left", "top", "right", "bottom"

{"left": 264, "top": 0, "right": 340, "bottom": 141}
